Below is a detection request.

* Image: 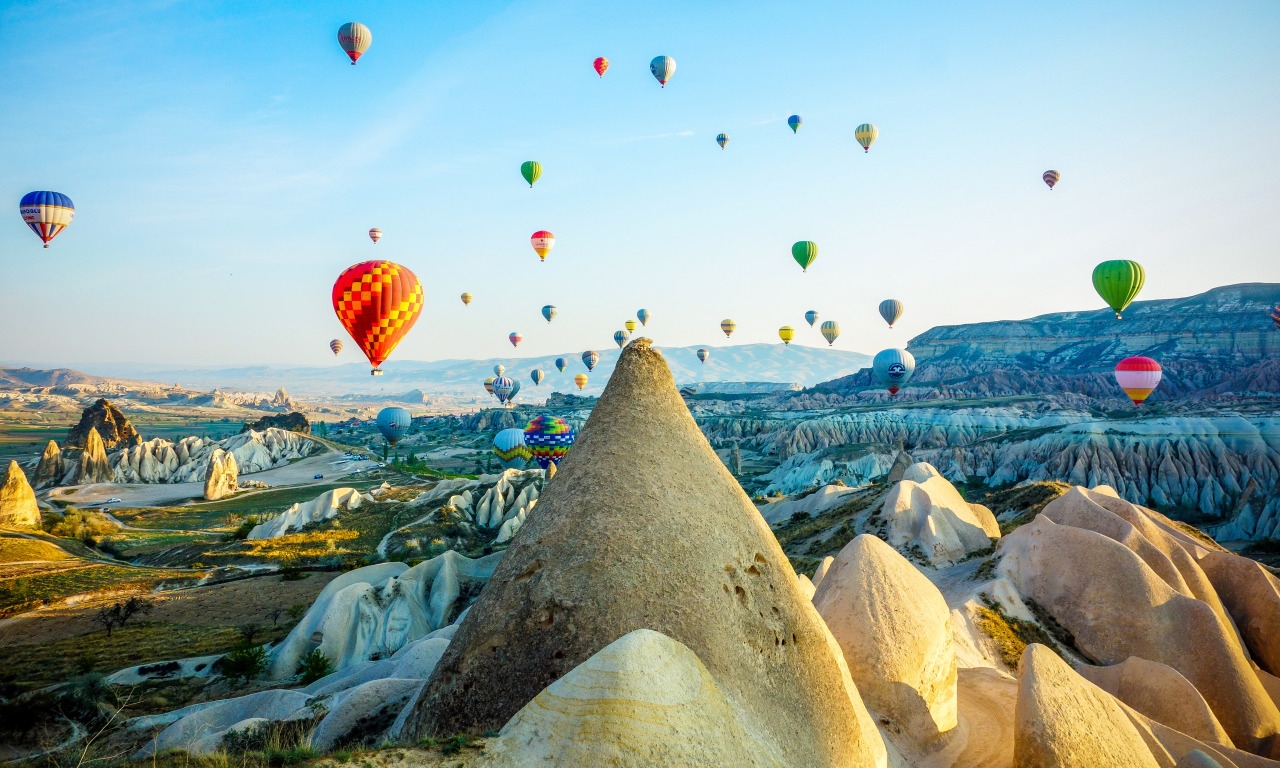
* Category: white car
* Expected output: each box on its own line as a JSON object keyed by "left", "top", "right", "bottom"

{"left": 105, "top": 498, "right": 122, "bottom": 504}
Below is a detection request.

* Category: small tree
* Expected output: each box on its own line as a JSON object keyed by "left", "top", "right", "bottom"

{"left": 94, "top": 597, "right": 151, "bottom": 637}
{"left": 296, "top": 649, "right": 334, "bottom": 684}
{"left": 237, "top": 623, "right": 263, "bottom": 646}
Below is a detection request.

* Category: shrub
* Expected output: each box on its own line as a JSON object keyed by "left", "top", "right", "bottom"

{"left": 228, "top": 516, "right": 259, "bottom": 541}
{"left": 221, "top": 646, "right": 268, "bottom": 682}
{"left": 296, "top": 649, "right": 334, "bottom": 684}
{"left": 95, "top": 596, "right": 152, "bottom": 637}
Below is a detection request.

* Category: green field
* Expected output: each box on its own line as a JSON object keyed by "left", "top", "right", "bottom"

{"left": 0, "top": 563, "right": 199, "bottom": 617}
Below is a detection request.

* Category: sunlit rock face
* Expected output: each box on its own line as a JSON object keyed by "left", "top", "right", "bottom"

{"left": 104, "top": 427, "right": 316, "bottom": 485}
{"left": 268, "top": 551, "right": 502, "bottom": 680}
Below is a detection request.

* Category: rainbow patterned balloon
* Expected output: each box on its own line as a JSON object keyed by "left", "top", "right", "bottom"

{"left": 524, "top": 415, "right": 576, "bottom": 469}
{"left": 332, "top": 261, "right": 423, "bottom": 375}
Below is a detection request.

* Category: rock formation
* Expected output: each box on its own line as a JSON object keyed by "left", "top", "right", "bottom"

{"left": 202, "top": 449, "right": 238, "bottom": 501}
{"left": 271, "top": 387, "right": 296, "bottom": 410}
{"left": 74, "top": 426, "right": 113, "bottom": 484}
{"left": 997, "top": 485, "right": 1280, "bottom": 756}
{"left": 483, "top": 629, "right": 786, "bottom": 767}
{"left": 445, "top": 468, "right": 541, "bottom": 530}
{"left": 111, "top": 428, "right": 316, "bottom": 484}
{"left": 247, "top": 488, "right": 365, "bottom": 538}
{"left": 0, "top": 460, "right": 41, "bottom": 527}
{"left": 241, "top": 412, "right": 310, "bottom": 435}
{"left": 813, "top": 534, "right": 958, "bottom": 742}
{"left": 408, "top": 339, "right": 888, "bottom": 767}
{"left": 1015, "top": 644, "right": 1164, "bottom": 767}
{"left": 65, "top": 398, "right": 140, "bottom": 450}
{"left": 1196, "top": 551, "right": 1280, "bottom": 677}
{"left": 880, "top": 462, "right": 999, "bottom": 565}
{"left": 1076, "top": 656, "right": 1233, "bottom": 747}
{"left": 757, "top": 483, "right": 858, "bottom": 525}
{"left": 33, "top": 440, "right": 64, "bottom": 488}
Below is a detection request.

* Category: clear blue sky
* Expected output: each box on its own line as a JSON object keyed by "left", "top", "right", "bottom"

{"left": 3, "top": 0, "right": 1278, "bottom": 368}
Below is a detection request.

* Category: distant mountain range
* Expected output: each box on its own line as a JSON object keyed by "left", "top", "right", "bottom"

{"left": 80, "top": 344, "right": 873, "bottom": 398}
{"left": 814, "top": 283, "right": 1280, "bottom": 401}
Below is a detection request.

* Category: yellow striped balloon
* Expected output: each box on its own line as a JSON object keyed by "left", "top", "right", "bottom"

{"left": 778, "top": 326, "right": 795, "bottom": 345}
{"left": 721, "top": 319, "right": 736, "bottom": 337}
{"left": 625, "top": 319, "right": 637, "bottom": 332}
{"left": 1043, "top": 170, "right": 1060, "bottom": 190}
{"left": 820, "top": 320, "right": 840, "bottom": 346}
{"left": 855, "top": 123, "right": 878, "bottom": 152}
{"left": 574, "top": 373, "right": 588, "bottom": 390}
{"left": 460, "top": 292, "right": 473, "bottom": 306}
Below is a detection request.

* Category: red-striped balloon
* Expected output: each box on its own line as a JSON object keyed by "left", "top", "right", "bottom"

{"left": 1115, "top": 356, "right": 1162, "bottom": 404}
{"left": 509, "top": 332, "right": 523, "bottom": 348}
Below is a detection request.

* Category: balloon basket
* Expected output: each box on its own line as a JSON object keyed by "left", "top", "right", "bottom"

{"left": 371, "top": 369, "right": 383, "bottom": 376}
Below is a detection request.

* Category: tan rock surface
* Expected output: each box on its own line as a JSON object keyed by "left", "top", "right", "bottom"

{"left": 881, "top": 462, "right": 997, "bottom": 565}
{"left": 33, "top": 440, "right": 64, "bottom": 489}
{"left": 0, "top": 460, "right": 40, "bottom": 527}
{"left": 409, "top": 339, "right": 887, "bottom": 767}
{"left": 1198, "top": 551, "right": 1280, "bottom": 677}
{"left": 1015, "top": 644, "right": 1162, "bottom": 768}
{"left": 202, "top": 448, "right": 238, "bottom": 501}
{"left": 813, "top": 534, "right": 958, "bottom": 740}
{"left": 1076, "top": 656, "right": 1233, "bottom": 747}
{"left": 74, "top": 426, "right": 113, "bottom": 484}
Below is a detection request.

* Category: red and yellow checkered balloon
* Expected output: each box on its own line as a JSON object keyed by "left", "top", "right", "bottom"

{"left": 332, "top": 261, "right": 424, "bottom": 372}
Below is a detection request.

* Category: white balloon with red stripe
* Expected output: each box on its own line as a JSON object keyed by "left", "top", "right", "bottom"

{"left": 1115, "top": 356, "right": 1162, "bottom": 404}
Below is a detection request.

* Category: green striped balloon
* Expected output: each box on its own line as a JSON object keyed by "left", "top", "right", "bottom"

{"left": 792, "top": 241, "right": 818, "bottom": 272}
{"left": 1092, "top": 260, "right": 1145, "bottom": 319}
{"left": 521, "top": 161, "right": 542, "bottom": 188}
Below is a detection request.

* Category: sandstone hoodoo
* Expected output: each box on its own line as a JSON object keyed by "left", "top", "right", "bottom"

{"left": 202, "top": 448, "right": 238, "bottom": 501}
{"left": 0, "top": 459, "right": 41, "bottom": 527}
{"left": 74, "top": 426, "right": 113, "bottom": 484}
{"left": 408, "top": 338, "right": 888, "bottom": 766}
{"left": 65, "top": 397, "right": 140, "bottom": 450}
{"left": 33, "top": 439, "right": 64, "bottom": 488}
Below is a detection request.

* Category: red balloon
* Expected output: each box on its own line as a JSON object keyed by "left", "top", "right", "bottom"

{"left": 332, "top": 261, "right": 423, "bottom": 374}
{"left": 593, "top": 57, "right": 609, "bottom": 77}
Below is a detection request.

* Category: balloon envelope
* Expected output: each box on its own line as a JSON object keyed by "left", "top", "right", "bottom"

{"left": 778, "top": 326, "right": 795, "bottom": 345}
{"left": 19, "top": 191, "right": 75, "bottom": 247}
{"left": 509, "top": 332, "right": 522, "bottom": 347}
{"left": 582, "top": 350, "right": 599, "bottom": 370}
{"left": 494, "top": 364, "right": 505, "bottom": 377}
{"left": 531, "top": 369, "right": 545, "bottom": 385}
{"left": 805, "top": 310, "right": 818, "bottom": 327}
{"left": 792, "top": 241, "right": 818, "bottom": 272}
{"left": 531, "top": 231, "right": 555, "bottom": 261}
{"left": 493, "top": 428, "right": 530, "bottom": 469}
{"left": 509, "top": 379, "right": 522, "bottom": 401}
{"left": 483, "top": 377, "right": 495, "bottom": 395}
{"left": 542, "top": 305, "right": 557, "bottom": 323}
{"left": 460, "top": 292, "right": 473, "bottom": 306}
{"left": 337, "top": 22, "right": 371, "bottom": 64}
{"left": 1043, "top": 170, "right": 1060, "bottom": 190}
{"left": 820, "top": 320, "right": 840, "bottom": 345}
{"left": 879, "top": 299, "right": 904, "bottom": 328}
{"left": 329, "top": 339, "right": 343, "bottom": 355}
{"left": 624, "top": 319, "right": 637, "bottom": 332}
{"left": 555, "top": 357, "right": 568, "bottom": 372}
{"left": 521, "top": 161, "right": 542, "bottom": 188}
{"left": 716, "top": 133, "right": 729, "bottom": 149}
{"left": 855, "top": 123, "right": 878, "bottom": 152}
{"left": 524, "top": 415, "right": 576, "bottom": 468}
{"left": 637, "top": 309, "right": 650, "bottom": 325}
{"left": 788, "top": 115, "right": 802, "bottom": 133}
{"left": 697, "top": 348, "right": 709, "bottom": 363}
{"left": 368, "top": 228, "right": 382, "bottom": 244}
{"left": 613, "top": 330, "right": 629, "bottom": 348}
{"left": 1271, "top": 305, "right": 1280, "bottom": 330}
{"left": 873, "top": 348, "right": 916, "bottom": 394}
{"left": 573, "top": 373, "right": 588, "bottom": 390}
{"left": 721, "top": 319, "right": 736, "bottom": 337}
{"left": 1115, "top": 356, "right": 1162, "bottom": 404}
{"left": 493, "top": 376, "right": 514, "bottom": 404}
{"left": 650, "top": 55, "right": 676, "bottom": 86}
{"left": 376, "top": 407, "right": 411, "bottom": 445}
{"left": 333, "top": 261, "right": 423, "bottom": 374}
{"left": 593, "top": 56, "right": 609, "bottom": 77}
{"left": 1092, "top": 260, "right": 1145, "bottom": 319}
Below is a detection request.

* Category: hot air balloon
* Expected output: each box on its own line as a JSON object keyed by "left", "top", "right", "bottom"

{"left": 493, "top": 428, "right": 530, "bottom": 470}
{"left": 873, "top": 348, "right": 916, "bottom": 395}
{"left": 368, "top": 228, "right": 382, "bottom": 244}
{"left": 650, "top": 55, "right": 676, "bottom": 87}
{"left": 679, "top": 386, "right": 697, "bottom": 398}
{"left": 461, "top": 292, "right": 473, "bottom": 306}
{"left": 521, "top": 161, "right": 542, "bottom": 188}
{"left": 1092, "top": 260, "right": 1145, "bottom": 319}
{"left": 593, "top": 57, "right": 609, "bottom": 77}
{"left": 697, "top": 348, "right": 709, "bottom": 363}
{"left": 483, "top": 377, "right": 495, "bottom": 396}
{"left": 376, "top": 407, "right": 411, "bottom": 445}
{"left": 820, "top": 320, "right": 840, "bottom": 346}
{"left": 1043, "top": 170, "right": 1060, "bottom": 190}
{"left": 524, "top": 415, "right": 576, "bottom": 469}
{"left": 637, "top": 309, "right": 650, "bottom": 326}
{"left": 1271, "top": 305, "right": 1280, "bottom": 330}
{"left": 582, "top": 350, "right": 599, "bottom": 371}
{"left": 788, "top": 115, "right": 802, "bottom": 133}
{"left": 792, "top": 241, "right": 818, "bottom": 272}
{"left": 329, "top": 339, "right": 343, "bottom": 355}
{"left": 721, "top": 319, "right": 736, "bottom": 338}
{"left": 493, "top": 376, "right": 515, "bottom": 404}
{"left": 625, "top": 319, "right": 637, "bottom": 332}
{"left": 19, "top": 191, "right": 75, "bottom": 247}
{"left": 333, "top": 261, "right": 423, "bottom": 375}
{"left": 855, "top": 123, "right": 878, "bottom": 152}
{"left": 337, "top": 22, "right": 371, "bottom": 64}
{"left": 716, "top": 133, "right": 729, "bottom": 149}
{"left": 509, "top": 379, "right": 522, "bottom": 401}
{"left": 542, "top": 305, "right": 557, "bottom": 323}
{"left": 494, "top": 364, "right": 505, "bottom": 377}
{"left": 1115, "top": 356, "right": 1162, "bottom": 404}
{"left": 779, "top": 326, "right": 795, "bottom": 345}
{"left": 509, "top": 332, "right": 522, "bottom": 348}
{"left": 574, "top": 373, "right": 588, "bottom": 390}
{"left": 614, "top": 330, "right": 629, "bottom": 348}
{"left": 531, "top": 369, "right": 545, "bottom": 385}
{"left": 879, "top": 299, "right": 903, "bottom": 328}
{"left": 531, "top": 231, "right": 555, "bottom": 262}
{"left": 555, "top": 357, "right": 568, "bottom": 372}
{"left": 805, "top": 310, "right": 818, "bottom": 327}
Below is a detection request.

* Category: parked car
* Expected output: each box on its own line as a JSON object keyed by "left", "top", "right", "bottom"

{"left": 314, "top": 474, "right": 324, "bottom": 479}
{"left": 105, "top": 498, "right": 122, "bottom": 503}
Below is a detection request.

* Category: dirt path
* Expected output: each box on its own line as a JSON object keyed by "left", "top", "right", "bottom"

{"left": 953, "top": 666, "right": 1017, "bottom": 768}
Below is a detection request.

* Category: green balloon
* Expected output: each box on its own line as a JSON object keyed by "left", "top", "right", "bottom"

{"left": 1092, "top": 260, "right": 1145, "bottom": 319}
{"left": 520, "top": 161, "right": 542, "bottom": 188}
{"left": 792, "top": 241, "right": 818, "bottom": 272}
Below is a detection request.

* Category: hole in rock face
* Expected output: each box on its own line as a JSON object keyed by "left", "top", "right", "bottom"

{"left": 734, "top": 585, "right": 745, "bottom": 596}
{"left": 792, "top": 633, "right": 798, "bottom": 645}
{"left": 771, "top": 606, "right": 780, "bottom": 614}
{"left": 722, "top": 583, "right": 730, "bottom": 592}
{"left": 724, "top": 565, "right": 735, "bottom": 574}
{"left": 754, "top": 553, "right": 767, "bottom": 564}
{"left": 540, "top": 612, "right": 555, "bottom": 628}
{"left": 745, "top": 565, "right": 760, "bottom": 576}
{"left": 553, "top": 650, "right": 565, "bottom": 660}
{"left": 514, "top": 561, "right": 542, "bottom": 583}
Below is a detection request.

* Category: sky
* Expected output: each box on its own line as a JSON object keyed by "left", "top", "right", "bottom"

{"left": 2, "top": 0, "right": 1278, "bottom": 370}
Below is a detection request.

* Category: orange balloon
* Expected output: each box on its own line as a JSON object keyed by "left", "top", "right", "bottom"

{"left": 593, "top": 57, "right": 609, "bottom": 77}
{"left": 332, "top": 261, "right": 424, "bottom": 374}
